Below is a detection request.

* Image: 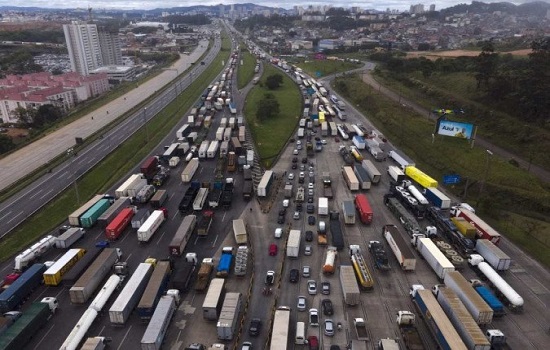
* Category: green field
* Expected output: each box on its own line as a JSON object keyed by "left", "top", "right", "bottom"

{"left": 237, "top": 47, "right": 256, "bottom": 90}
{"left": 296, "top": 59, "right": 361, "bottom": 78}
{"left": 243, "top": 64, "right": 302, "bottom": 168}
{"left": 332, "top": 74, "right": 550, "bottom": 267}
{"left": 0, "top": 34, "right": 231, "bottom": 262}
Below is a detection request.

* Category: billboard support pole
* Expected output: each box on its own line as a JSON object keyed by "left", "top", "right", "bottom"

{"left": 470, "top": 125, "right": 478, "bottom": 148}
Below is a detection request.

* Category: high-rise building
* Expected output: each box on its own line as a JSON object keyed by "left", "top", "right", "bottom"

{"left": 63, "top": 21, "right": 122, "bottom": 76}
{"left": 429, "top": 4, "right": 436, "bottom": 12}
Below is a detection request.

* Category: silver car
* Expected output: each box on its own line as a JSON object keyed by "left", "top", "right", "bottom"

{"left": 297, "top": 296, "right": 307, "bottom": 311}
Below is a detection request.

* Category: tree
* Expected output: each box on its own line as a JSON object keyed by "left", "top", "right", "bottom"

{"left": 33, "top": 104, "right": 63, "bottom": 127}
{"left": 475, "top": 40, "right": 498, "bottom": 89}
{"left": 256, "top": 93, "right": 280, "bottom": 120}
{"left": 11, "top": 106, "right": 36, "bottom": 126}
{"left": 265, "top": 74, "right": 283, "bottom": 90}
{"left": 518, "top": 37, "right": 550, "bottom": 124}
{"left": 0, "top": 134, "right": 16, "bottom": 154}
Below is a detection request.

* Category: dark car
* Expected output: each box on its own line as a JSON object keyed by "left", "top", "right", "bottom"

{"left": 292, "top": 157, "right": 298, "bottom": 163}
{"left": 296, "top": 203, "right": 303, "bottom": 212}
{"left": 291, "top": 163, "right": 298, "bottom": 169}
{"left": 279, "top": 208, "right": 287, "bottom": 216}
{"left": 307, "top": 204, "right": 315, "bottom": 214}
{"left": 249, "top": 318, "right": 262, "bottom": 336}
{"left": 301, "top": 157, "right": 308, "bottom": 164}
{"left": 277, "top": 215, "right": 285, "bottom": 224}
{"left": 322, "top": 299, "right": 333, "bottom": 316}
{"left": 289, "top": 268, "right": 299, "bottom": 283}
{"left": 307, "top": 197, "right": 314, "bottom": 203}
{"left": 308, "top": 216, "right": 316, "bottom": 225}
{"left": 321, "top": 281, "right": 331, "bottom": 295}
{"left": 315, "top": 136, "right": 321, "bottom": 141}
{"left": 305, "top": 230, "right": 314, "bottom": 242}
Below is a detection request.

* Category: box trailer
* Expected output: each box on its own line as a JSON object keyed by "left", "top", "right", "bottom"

{"left": 354, "top": 194, "right": 373, "bottom": 224}
{"left": 0, "top": 264, "right": 46, "bottom": 312}
{"left": 68, "top": 194, "right": 105, "bottom": 226}
{"left": 361, "top": 160, "right": 381, "bottom": 184}
{"left": 150, "top": 190, "right": 168, "bottom": 209}
{"left": 383, "top": 225, "right": 416, "bottom": 271}
{"left": 207, "top": 140, "right": 220, "bottom": 159}
{"left": 412, "top": 237, "right": 455, "bottom": 280}
{"left": 169, "top": 215, "right": 196, "bottom": 256}
{"left": 474, "top": 240, "right": 511, "bottom": 271}
{"left": 387, "top": 166, "right": 405, "bottom": 183}
{"left": 232, "top": 219, "right": 247, "bottom": 246}
{"left": 203, "top": 278, "right": 226, "bottom": 320}
{"left": 80, "top": 199, "right": 111, "bottom": 228}
{"left": 97, "top": 197, "right": 131, "bottom": 228}
{"left": 444, "top": 271, "right": 494, "bottom": 325}
{"left": 43, "top": 248, "right": 85, "bottom": 286}
{"left": 137, "top": 261, "right": 172, "bottom": 320}
{"left": 425, "top": 187, "right": 451, "bottom": 209}
{"left": 339, "top": 265, "right": 360, "bottom": 306}
{"left": 342, "top": 166, "right": 359, "bottom": 191}
{"left": 353, "top": 165, "right": 371, "bottom": 190}
{"left": 132, "top": 209, "right": 151, "bottom": 229}
{"left": 138, "top": 210, "right": 166, "bottom": 243}
{"left": 62, "top": 248, "right": 102, "bottom": 287}
{"left": 181, "top": 158, "right": 199, "bottom": 183}
{"left": 55, "top": 227, "right": 84, "bottom": 249}
{"left": 257, "top": 170, "right": 274, "bottom": 197}
{"left": 388, "top": 150, "right": 415, "bottom": 170}
{"left": 109, "top": 262, "right": 154, "bottom": 325}
{"left": 405, "top": 166, "right": 438, "bottom": 188}
{"left": 69, "top": 248, "right": 121, "bottom": 304}
{"left": 216, "top": 292, "right": 242, "bottom": 340}
{"left": 105, "top": 207, "right": 134, "bottom": 240}
{"left": 287, "top": 230, "right": 301, "bottom": 258}
{"left": 198, "top": 141, "right": 210, "bottom": 159}
{"left": 140, "top": 295, "right": 177, "bottom": 350}
{"left": 342, "top": 200, "right": 356, "bottom": 225}
{"left": 140, "top": 156, "right": 159, "bottom": 180}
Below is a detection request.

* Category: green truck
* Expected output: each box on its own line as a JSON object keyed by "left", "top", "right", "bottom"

{"left": 0, "top": 297, "right": 58, "bottom": 350}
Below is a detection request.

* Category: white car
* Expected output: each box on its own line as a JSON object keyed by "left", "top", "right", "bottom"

{"left": 321, "top": 139, "right": 327, "bottom": 145}
{"left": 308, "top": 183, "right": 314, "bottom": 189}
{"left": 288, "top": 173, "right": 294, "bottom": 180}
{"left": 307, "top": 280, "right": 317, "bottom": 295}
{"left": 304, "top": 245, "right": 312, "bottom": 256}
{"left": 274, "top": 228, "right": 283, "bottom": 238}
{"left": 296, "top": 140, "right": 302, "bottom": 145}
{"left": 297, "top": 296, "right": 307, "bottom": 311}
{"left": 282, "top": 199, "right": 289, "bottom": 208}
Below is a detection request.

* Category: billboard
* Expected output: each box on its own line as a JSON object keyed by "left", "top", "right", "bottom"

{"left": 437, "top": 120, "right": 474, "bottom": 140}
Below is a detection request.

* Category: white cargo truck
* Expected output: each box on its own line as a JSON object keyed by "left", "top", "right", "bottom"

{"left": 181, "top": 158, "right": 199, "bottom": 182}
{"left": 318, "top": 197, "right": 329, "bottom": 216}
{"left": 287, "top": 230, "right": 301, "bottom": 258}
{"left": 339, "top": 265, "right": 360, "bottom": 306}
{"left": 55, "top": 228, "right": 85, "bottom": 249}
{"left": 412, "top": 236, "right": 455, "bottom": 280}
{"left": 137, "top": 210, "right": 166, "bottom": 242}
{"left": 216, "top": 292, "right": 242, "bottom": 340}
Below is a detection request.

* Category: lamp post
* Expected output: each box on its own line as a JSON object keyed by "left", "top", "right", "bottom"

{"left": 67, "top": 148, "right": 80, "bottom": 205}
{"left": 143, "top": 107, "right": 149, "bottom": 142}
{"left": 480, "top": 149, "right": 493, "bottom": 195}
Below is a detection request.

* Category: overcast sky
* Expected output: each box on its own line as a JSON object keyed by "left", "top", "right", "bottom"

{"left": 3, "top": 0, "right": 542, "bottom": 11}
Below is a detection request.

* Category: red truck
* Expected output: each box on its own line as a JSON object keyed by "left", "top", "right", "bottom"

{"left": 450, "top": 206, "right": 501, "bottom": 245}
{"left": 105, "top": 207, "right": 134, "bottom": 240}
{"left": 355, "top": 194, "right": 373, "bottom": 224}
{"left": 140, "top": 156, "right": 159, "bottom": 181}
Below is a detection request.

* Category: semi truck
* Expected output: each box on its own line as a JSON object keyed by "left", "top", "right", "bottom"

{"left": 0, "top": 263, "right": 47, "bottom": 312}
{"left": 396, "top": 311, "right": 426, "bottom": 350}
{"left": 0, "top": 297, "right": 58, "bottom": 350}
{"left": 138, "top": 209, "right": 167, "bottom": 243}
{"left": 322, "top": 172, "right": 333, "bottom": 199}
{"left": 169, "top": 214, "right": 197, "bottom": 256}
{"left": 443, "top": 271, "right": 494, "bottom": 325}
{"left": 342, "top": 166, "right": 360, "bottom": 191}
{"left": 329, "top": 211, "right": 345, "bottom": 250}
{"left": 216, "top": 292, "right": 242, "bottom": 340}
{"left": 474, "top": 240, "right": 511, "bottom": 271}
{"left": 355, "top": 194, "right": 373, "bottom": 224}
{"left": 109, "top": 261, "right": 154, "bottom": 325}
{"left": 105, "top": 207, "right": 134, "bottom": 240}
{"left": 232, "top": 219, "right": 247, "bottom": 246}
{"left": 14, "top": 235, "right": 57, "bottom": 272}
{"left": 69, "top": 248, "right": 122, "bottom": 304}
{"left": 424, "top": 187, "right": 451, "bottom": 209}
{"left": 431, "top": 286, "right": 491, "bottom": 350}
{"left": 43, "top": 249, "right": 85, "bottom": 286}
{"left": 367, "top": 241, "right": 391, "bottom": 271}
{"left": 137, "top": 261, "right": 172, "bottom": 321}
{"left": 195, "top": 258, "right": 214, "bottom": 292}
{"left": 203, "top": 278, "right": 226, "bottom": 320}
{"left": 170, "top": 254, "right": 198, "bottom": 292}
{"left": 140, "top": 294, "right": 179, "bottom": 350}
{"left": 97, "top": 197, "right": 131, "bottom": 228}
{"left": 181, "top": 158, "right": 200, "bottom": 183}
{"left": 197, "top": 211, "right": 214, "bottom": 237}
{"left": 361, "top": 160, "right": 381, "bottom": 184}
{"left": 387, "top": 166, "right": 405, "bottom": 183}
{"left": 140, "top": 156, "right": 159, "bottom": 181}
{"left": 409, "top": 285, "right": 467, "bottom": 350}
{"left": 470, "top": 280, "right": 505, "bottom": 317}
{"left": 80, "top": 198, "right": 111, "bottom": 228}
{"left": 468, "top": 255, "right": 523, "bottom": 312}
{"left": 339, "top": 265, "right": 360, "bottom": 306}
{"left": 412, "top": 236, "right": 455, "bottom": 280}
{"left": 287, "top": 230, "right": 301, "bottom": 259}
{"left": 55, "top": 227, "right": 85, "bottom": 249}
{"left": 383, "top": 224, "right": 416, "bottom": 271}
{"left": 322, "top": 247, "right": 338, "bottom": 274}
{"left": 349, "top": 245, "right": 375, "bottom": 290}
{"left": 404, "top": 166, "right": 437, "bottom": 188}
{"left": 342, "top": 200, "right": 356, "bottom": 225}
{"left": 450, "top": 207, "right": 501, "bottom": 245}
{"left": 216, "top": 247, "right": 234, "bottom": 278}
{"left": 62, "top": 248, "right": 102, "bottom": 287}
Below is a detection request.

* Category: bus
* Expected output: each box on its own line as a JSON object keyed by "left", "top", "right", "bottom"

{"left": 270, "top": 306, "right": 291, "bottom": 350}
{"left": 169, "top": 214, "right": 197, "bottom": 256}
{"left": 192, "top": 188, "right": 209, "bottom": 211}
{"left": 43, "top": 249, "right": 86, "bottom": 286}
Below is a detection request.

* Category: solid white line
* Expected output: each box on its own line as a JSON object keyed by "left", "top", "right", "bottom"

{"left": 156, "top": 231, "right": 166, "bottom": 245}
{"left": 33, "top": 323, "right": 56, "bottom": 350}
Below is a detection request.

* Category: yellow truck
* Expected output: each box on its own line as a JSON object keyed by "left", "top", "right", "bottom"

{"left": 43, "top": 249, "right": 86, "bottom": 286}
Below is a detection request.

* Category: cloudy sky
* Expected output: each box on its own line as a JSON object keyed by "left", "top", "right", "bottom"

{"left": 3, "top": 0, "right": 542, "bottom": 11}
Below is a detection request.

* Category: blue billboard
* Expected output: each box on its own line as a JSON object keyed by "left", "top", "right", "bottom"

{"left": 437, "top": 120, "right": 474, "bottom": 140}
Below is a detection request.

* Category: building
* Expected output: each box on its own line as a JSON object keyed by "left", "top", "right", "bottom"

{"left": 89, "top": 65, "right": 137, "bottom": 83}
{"left": 63, "top": 21, "right": 103, "bottom": 76}
{"left": 98, "top": 29, "right": 122, "bottom": 66}
{"left": 318, "top": 39, "right": 341, "bottom": 51}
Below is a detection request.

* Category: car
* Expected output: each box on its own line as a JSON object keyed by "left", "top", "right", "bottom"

{"left": 300, "top": 164, "right": 306, "bottom": 171}
{"left": 305, "top": 230, "right": 313, "bottom": 242}
{"left": 321, "top": 281, "right": 331, "bottom": 295}
{"left": 307, "top": 196, "right": 314, "bottom": 203}
{"left": 308, "top": 308, "right": 319, "bottom": 327}
{"left": 306, "top": 204, "right": 314, "bottom": 214}
{"left": 279, "top": 208, "right": 286, "bottom": 216}
{"left": 297, "top": 140, "right": 302, "bottom": 145}
{"left": 322, "top": 299, "right": 334, "bottom": 316}
{"left": 308, "top": 188, "right": 314, "bottom": 197}
{"left": 296, "top": 202, "right": 303, "bottom": 211}
{"left": 299, "top": 177, "right": 305, "bottom": 184}
{"left": 241, "top": 342, "right": 252, "bottom": 350}
{"left": 291, "top": 163, "right": 298, "bottom": 169}
{"left": 293, "top": 149, "right": 299, "bottom": 155}
{"left": 302, "top": 157, "right": 308, "bottom": 164}
{"left": 265, "top": 271, "right": 275, "bottom": 285}
{"left": 289, "top": 268, "right": 299, "bottom": 283}
{"left": 277, "top": 215, "right": 285, "bottom": 224}
{"left": 304, "top": 245, "right": 312, "bottom": 256}
{"left": 335, "top": 137, "right": 340, "bottom": 142}
{"left": 293, "top": 211, "right": 300, "bottom": 220}
{"left": 297, "top": 296, "right": 307, "bottom": 311}
{"left": 307, "top": 280, "right": 317, "bottom": 295}
{"left": 274, "top": 228, "right": 283, "bottom": 238}
{"left": 292, "top": 157, "right": 298, "bottom": 163}
{"left": 302, "top": 265, "right": 311, "bottom": 278}
{"left": 307, "top": 336, "right": 319, "bottom": 350}
{"left": 290, "top": 138, "right": 295, "bottom": 143}
{"left": 308, "top": 183, "right": 314, "bottom": 189}
{"left": 329, "top": 346, "right": 340, "bottom": 350}
{"left": 95, "top": 240, "right": 110, "bottom": 248}
{"left": 324, "top": 319, "right": 335, "bottom": 337}
{"left": 321, "top": 139, "right": 327, "bottom": 145}
{"left": 308, "top": 216, "right": 316, "bottom": 225}
{"left": 269, "top": 243, "right": 277, "bottom": 256}
{"left": 309, "top": 171, "right": 315, "bottom": 178}
{"left": 288, "top": 173, "right": 294, "bottom": 180}
{"left": 248, "top": 318, "right": 262, "bottom": 336}
{"left": 297, "top": 144, "right": 303, "bottom": 150}
{"left": 315, "top": 136, "right": 321, "bottom": 141}
{"left": 282, "top": 199, "right": 289, "bottom": 208}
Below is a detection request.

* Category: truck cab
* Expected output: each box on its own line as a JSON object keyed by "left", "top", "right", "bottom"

{"left": 409, "top": 284, "right": 425, "bottom": 298}
{"left": 41, "top": 297, "right": 59, "bottom": 314}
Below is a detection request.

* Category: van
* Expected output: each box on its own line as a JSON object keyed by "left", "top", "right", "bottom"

{"left": 295, "top": 321, "right": 306, "bottom": 344}
{"left": 318, "top": 221, "right": 326, "bottom": 234}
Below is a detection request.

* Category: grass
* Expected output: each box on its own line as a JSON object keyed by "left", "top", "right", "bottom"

{"left": 372, "top": 70, "right": 550, "bottom": 171}
{"left": 332, "top": 74, "right": 550, "bottom": 267}
{"left": 0, "top": 33, "right": 231, "bottom": 262}
{"left": 296, "top": 59, "right": 361, "bottom": 78}
{"left": 243, "top": 64, "right": 302, "bottom": 168}
{"left": 237, "top": 47, "right": 257, "bottom": 90}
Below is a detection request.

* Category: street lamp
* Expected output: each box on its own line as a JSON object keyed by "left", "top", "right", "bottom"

{"left": 143, "top": 107, "right": 149, "bottom": 142}
{"left": 480, "top": 149, "right": 493, "bottom": 195}
{"left": 67, "top": 148, "right": 80, "bottom": 205}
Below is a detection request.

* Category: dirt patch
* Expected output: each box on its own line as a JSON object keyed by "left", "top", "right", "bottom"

{"left": 2, "top": 128, "right": 29, "bottom": 139}
{"left": 406, "top": 49, "right": 532, "bottom": 60}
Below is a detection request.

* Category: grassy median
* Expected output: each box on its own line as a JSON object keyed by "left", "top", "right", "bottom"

{"left": 243, "top": 64, "right": 302, "bottom": 168}
{"left": 237, "top": 47, "right": 257, "bottom": 90}
{"left": 296, "top": 59, "right": 360, "bottom": 78}
{"left": 0, "top": 33, "right": 232, "bottom": 262}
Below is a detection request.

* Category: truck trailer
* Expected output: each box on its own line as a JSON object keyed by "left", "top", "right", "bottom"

{"left": 138, "top": 210, "right": 166, "bottom": 243}
{"left": 339, "top": 266, "right": 360, "bottom": 306}
{"left": 105, "top": 207, "right": 134, "bottom": 240}
{"left": 412, "top": 236, "right": 455, "bottom": 280}
{"left": 287, "top": 230, "right": 301, "bottom": 259}
{"left": 349, "top": 245, "right": 375, "bottom": 289}
{"left": 232, "top": 219, "right": 247, "bottom": 246}
{"left": 0, "top": 263, "right": 47, "bottom": 312}
{"left": 55, "top": 227, "right": 85, "bottom": 249}
{"left": 62, "top": 248, "right": 102, "bottom": 287}
{"left": 443, "top": 271, "right": 494, "bottom": 325}
{"left": 216, "top": 292, "right": 242, "bottom": 340}
{"left": 383, "top": 225, "right": 416, "bottom": 271}
{"left": 474, "top": 240, "right": 510, "bottom": 271}
{"left": 169, "top": 215, "right": 197, "bottom": 256}
{"left": 203, "top": 278, "right": 226, "bottom": 320}
{"left": 140, "top": 295, "right": 178, "bottom": 350}
{"left": 137, "top": 261, "right": 172, "bottom": 320}
{"left": 354, "top": 194, "right": 373, "bottom": 224}
{"left": 97, "top": 197, "right": 131, "bottom": 228}
{"left": 361, "top": 160, "right": 381, "bottom": 184}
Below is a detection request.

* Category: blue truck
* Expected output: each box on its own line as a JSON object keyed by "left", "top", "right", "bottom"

{"left": 0, "top": 264, "right": 47, "bottom": 313}
{"left": 216, "top": 247, "right": 234, "bottom": 278}
{"left": 472, "top": 280, "right": 506, "bottom": 317}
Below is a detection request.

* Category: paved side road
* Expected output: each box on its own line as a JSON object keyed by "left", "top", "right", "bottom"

{"left": 0, "top": 40, "right": 209, "bottom": 192}
{"left": 359, "top": 68, "right": 550, "bottom": 184}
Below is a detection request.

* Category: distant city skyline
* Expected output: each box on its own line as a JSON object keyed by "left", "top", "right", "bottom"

{"left": 0, "top": 0, "right": 544, "bottom": 12}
